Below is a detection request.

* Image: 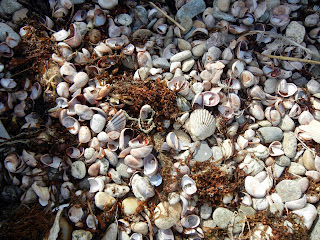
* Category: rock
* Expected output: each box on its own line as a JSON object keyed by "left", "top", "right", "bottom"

{"left": 193, "top": 141, "right": 213, "bottom": 162}
{"left": 118, "top": 230, "right": 130, "bottom": 240}
{"left": 200, "top": 203, "right": 213, "bottom": 220}
{"left": 273, "top": 164, "right": 285, "bottom": 178}
{"left": 212, "top": 207, "right": 233, "bottom": 229}
{"left": 95, "top": 192, "right": 116, "bottom": 210}
{"left": 264, "top": 78, "right": 277, "bottom": 94}
{"left": 257, "top": 127, "right": 283, "bottom": 143}
{"left": 286, "top": 21, "right": 305, "bottom": 44}
{"left": 297, "top": 177, "right": 309, "bottom": 193}
{"left": 116, "top": 159, "right": 132, "bottom": 178}
{"left": 72, "top": 230, "right": 93, "bottom": 240}
{"left": 170, "top": 50, "right": 192, "bottom": 62}
{"left": 276, "top": 180, "right": 302, "bottom": 202}
{"left": 292, "top": 204, "right": 317, "bottom": 229}
{"left": 275, "top": 155, "right": 291, "bottom": 167}
{"left": 84, "top": 148, "right": 95, "bottom": 160}
{"left": 122, "top": 197, "right": 139, "bottom": 215}
{"left": 0, "top": 0, "right": 22, "bottom": 14}
{"left": 132, "top": 6, "right": 148, "bottom": 31}
{"left": 178, "top": 39, "right": 192, "bottom": 51}
{"left": 176, "top": 0, "right": 206, "bottom": 21}
{"left": 269, "top": 203, "right": 284, "bottom": 217}
{"left": 303, "top": 149, "right": 316, "bottom": 170}
{"left": 90, "top": 114, "right": 106, "bottom": 133}
{"left": 288, "top": 162, "right": 306, "bottom": 175}
{"left": 211, "top": 146, "right": 224, "bottom": 162}
{"left": 98, "top": 0, "right": 118, "bottom": 10}
{"left": 239, "top": 205, "right": 256, "bottom": 217}
{"left": 180, "top": 16, "right": 193, "bottom": 34}
{"left": 310, "top": 212, "right": 320, "bottom": 240}
{"left": 102, "top": 223, "right": 118, "bottom": 240}
{"left": 78, "top": 178, "right": 90, "bottom": 191}
{"left": 74, "top": 0, "right": 86, "bottom": 4}
{"left": 265, "top": 0, "right": 280, "bottom": 10}
{"left": 217, "top": 0, "right": 231, "bottom": 12}
{"left": 203, "top": 220, "right": 216, "bottom": 229}
{"left": 115, "top": 14, "right": 132, "bottom": 26}
{"left": 252, "top": 197, "right": 269, "bottom": 211}
{"left": 152, "top": 57, "right": 170, "bottom": 70}
{"left": 258, "top": 120, "right": 272, "bottom": 127}
{"left": 154, "top": 202, "right": 182, "bottom": 229}
{"left": 0, "top": 23, "right": 20, "bottom": 44}
{"left": 182, "top": 58, "right": 195, "bottom": 72}
{"left": 131, "top": 222, "right": 148, "bottom": 235}
{"left": 12, "top": 8, "right": 28, "bottom": 23}
{"left": 282, "top": 132, "right": 297, "bottom": 158}
{"left": 71, "top": 161, "right": 86, "bottom": 179}
{"left": 104, "top": 184, "right": 130, "bottom": 198}
{"left": 202, "top": 46, "right": 222, "bottom": 64}
{"left": 132, "top": 29, "right": 152, "bottom": 40}
{"left": 279, "top": 115, "right": 295, "bottom": 132}
{"left": 108, "top": 169, "right": 122, "bottom": 184}
{"left": 231, "top": 212, "right": 246, "bottom": 234}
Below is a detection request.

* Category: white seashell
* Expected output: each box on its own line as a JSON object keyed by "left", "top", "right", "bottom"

{"left": 143, "top": 154, "right": 158, "bottom": 177}
{"left": 94, "top": 9, "right": 106, "bottom": 27}
{"left": 241, "top": 70, "right": 256, "bottom": 88}
{"left": 181, "top": 175, "right": 197, "bottom": 195}
{"left": 157, "top": 229, "right": 174, "bottom": 240}
{"left": 53, "top": 30, "right": 69, "bottom": 41}
{"left": 105, "top": 110, "right": 126, "bottom": 133}
{"left": 1, "top": 78, "right": 16, "bottom": 89}
{"left": 4, "top": 153, "right": 25, "bottom": 173}
{"left": 78, "top": 126, "right": 91, "bottom": 143}
{"left": 124, "top": 154, "right": 143, "bottom": 169}
{"left": 90, "top": 114, "right": 107, "bottom": 133}
{"left": 265, "top": 107, "right": 281, "bottom": 126}
{"left": 130, "top": 145, "right": 153, "bottom": 159}
{"left": 237, "top": 135, "right": 248, "bottom": 150}
{"left": 139, "top": 104, "right": 153, "bottom": 120}
{"left": 285, "top": 195, "right": 307, "bottom": 210}
{"left": 268, "top": 141, "right": 284, "bottom": 156}
{"left": 22, "top": 149, "right": 37, "bottom": 167}
{"left": 131, "top": 174, "right": 155, "bottom": 200}
{"left": 30, "top": 82, "right": 42, "bottom": 100}
{"left": 166, "top": 132, "right": 179, "bottom": 150}
{"left": 60, "top": 62, "right": 77, "bottom": 83}
{"left": 301, "top": 120, "right": 320, "bottom": 143}
{"left": 64, "top": 24, "right": 82, "bottom": 48}
{"left": 74, "top": 104, "right": 94, "bottom": 120}
{"left": 298, "top": 111, "right": 314, "bottom": 125}
{"left": 60, "top": 182, "right": 74, "bottom": 200}
{"left": 61, "top": 116, "right": 80, "bottom": 134}
{"left": 189, "top": 109, "right": 216, "bottom": 140}
{"left": 56, "top": 82, "right": 70, "bottom": 98}
{"left": 40, "top": 154, "right": 62, "bottom": 169}
{"left": 88, "top": 176, "right": 105, "bottom": 193}
{"left": 31, "top": 182, "right": 50, "bottom": 206}
{"left": 69, "top": 72, "right": 89, "bottom": 93}
{"left": 292, "top": 204, "right": 317, "bottom": 229}
{"left": 68, "top": 205, "right": 84, "bottom": 223}
{"left": 203, "top": 91, "right": 220, "bottom": 106}
{"left": 181, "top": 215, "right": 200, "bottom": 228}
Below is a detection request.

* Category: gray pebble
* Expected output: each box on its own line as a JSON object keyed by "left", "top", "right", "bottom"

{"left": 200, "top": 203, "right": 213, "bottom": 220}
{"left": 0, "top": 0, "right": 22, "bottom": 14}
{"left": 182, "top": 58, "right": 195, "bottom": 72}
{"left": 152, "top": 57, "right": 170, "bottom": 70}
{"left": 176, "top": 0, "right": 206, "bottom": 21}
{"left": 275, "top": 155, "right": 291, "bottom": 167}
{"left": 279, "top": 115, "right": 295, "bottom": 132}
{"left": 269, "top": 203, "right": 284, "bottom": 217}
{"left": 273, "top": 163, "right": 286, "bottom": 178}
{"left": 71, "top": 161, "right": 86, "bottom": 179}
{"left": 276, "top": 180, "right": 302, "bottom": 202}
{"left": 264, "top": 78, "right": 277, "bottom": 94}
{"left": 193, "top": 141, "right": 213, "bottom": 162}
{"left": 203, "top": 219, "right": 216, "bottom": 229}
{"left": 288, "top": 162, "right": 306, "bottom": 176}
{"left": 282, "top": 132, "right": 297, "bottom": 158}
{"left": 212, "top": 207, "right": 233, "bottom": 229}
{"left": 177, "top": 38, "right": 192, "bottom": 51}
{"left": 257, "top": 127, "right": 283, "bottom": 143}
{"left": 170, "top": 50, "right": 192, "bottom": 62}
{"left": 116, "top": 159, "right": 132, "bottom": 178}
{"left": 72, "top": 230, "right": 93, "bottom": 240}
{"left": 285, "top": 21, "right": 305, "bottom": 44}
{"left": 102, "top": 223, "right": 118, "bottom": 240}
{"left": 239, "top": 205, "right": 256, "bottom": 217}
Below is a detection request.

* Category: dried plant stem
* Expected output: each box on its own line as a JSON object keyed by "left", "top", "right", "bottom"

{"left": 148, "top": 2, "right": 186, "bottom": 32}
{"left": 255, "top": 52, "right": 320, "bottom": 65}
{"left": 242, "top": 30, "right": 320, "bottom": 59}
{"left": 87, "top": 199, "right": 98, "bottom": 230}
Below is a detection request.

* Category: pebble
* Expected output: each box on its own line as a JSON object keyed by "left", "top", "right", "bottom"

{"left": 104, "top": 184, "right": 130, "bottom": 198}
{"left": 98, "top": 0, "right": 118, "bottom": 10}
{"left": 212, "top": 207, "right": 233, "bottom": 229}
{"left": 231, "top": 213, "right": 246, "bottom": 234}
{"left": 252, "top": 198, "right": 269, "bottom": 211}
{"left": 257, "top": 127, "right": 283, "bottom": 143}
{"left": 285, "top": 21, "right": 306, "bottom": 44}
{"left": 182, "top": 58, "right": 195, "bottom": 72}
{"left": 84, "top": 148, "right": 95, "bottom": 160}
{"left": 0, "top": 0, "right": 22, "bottom": 14}
{"left": 276, "top": 180, "right": 302, "bottom": 202}
{"left": 116, "top": 159, "right": 132, "bottom": 178}
{"left": 177, "top": 39, "right": 192, "bottom": 51}
{"left": 292, "top": 204, "right": 317, "bottom": 229}
{"left": 200, "top": 203, "right": 213, "bottom": 220}
{"left": 269, "top": 203, "right": 284, "bottom": 217}
{"left": 217, "top": 0, "right": 231, "bottom": 12}
{"left": 108, "top": 169, "right": 122, "bottom": 184}
{"left": 279, "top": 115, "right": 295, "bottom": 132}
{"left": 0, "top": 23, "right": 20, "bottom": 43}
{"left": 94, "top": 192, "right": 116, "bottom": 210}
{"left": 131, "top": 222, "right": 148, "bottom": 235}
{"left": 122, "top": 197, "right": 139, "bottom": 215}
{"left": 90, "top": 114, "right": 106, "bottom": 133}
{"left": 12, "top": 8, "right": 28, "bottom": 23}
{"left": 180, "top": 16, "right": 193, "bottom": 34}
{"left": 203, "top": 46, "right": 222, "bottom": 64}
{"left": 170, "top": 50, "right": 192, "bottom": 62}
{"left": 303, "top": 149, "right": 316, "bottom": 170}
{"left": 282, "top": 132, "right": 297, "bottom": 158}
{"left": 203, "top": 220, "right": 216, "bottom": 229}
{"left": 71, "top": 161, "right": 86, "bottom": 179}
{"left": 154, "top": 202, "right": 182, "bottom": 229}
{"left": 118, "top": 230, "right": 130, "bottom": 240}
{"left": 192, "top": 43, "right": 206, "bottom": 57}
{"left": 115, "top": 14, "right": 132, "bottom": 26}
{"left": 310, "top": 208, "right": 320, "bottom": 240}
{"left": 288, "top": 162, "right": 306, "bottom": 176}
{"left": 152, "top": 57, "right": 170, "bottom": 70}
{"left": 176, "top": 0, "right": 206, "bottom": 21}
{"left": 275, "top": 155, "right": 291, "bottom": 167}
{"left": 102, "top": 223, "right": 117, "bottom": 240}
{"left": 274, "top": 164, "right": 286, "bottom": 178}
{"left": 264, "top": 78, "right": 277, "bottom": 94}
{"left": 193, "top": 141, "right": 213, "bottom": 162}
{"left": 239, "top": 205, "right": 256, "bottom": 217}
{"left": 72, "top": 230, "right": 93, "bottom": 240}
{"left": 297, "top": 177, "right": 309, "bottom": 193}
{"left": 211, "top": 146, "right": 224, "bottom": 162}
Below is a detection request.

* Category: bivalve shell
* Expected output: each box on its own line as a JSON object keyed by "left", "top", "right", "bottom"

{"left": 105, "top": 110, "right": 126, "bottom": 133}
{"left": 189, "top": 109, "right": 216, "bottom": 140}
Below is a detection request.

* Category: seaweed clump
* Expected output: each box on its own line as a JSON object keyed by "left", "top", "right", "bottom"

{"left": 0, "top": 204, "right": 54, "bottom": 240}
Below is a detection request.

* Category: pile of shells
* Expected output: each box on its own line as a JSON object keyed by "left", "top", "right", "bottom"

{"left": 1, "top": 0, "right": 320, "bottom": 239}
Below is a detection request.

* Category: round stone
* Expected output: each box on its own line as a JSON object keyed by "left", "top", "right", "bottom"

{"left": 212, "top": 207, "right": 233, "bottom": 229}
{"left": 285, "top": 21, "right": 305, "bottom": 44}
{"left": 122, "top": 197, "right": 140, "bottom": 215}
{"left": 154, "top": 202, "right": 182, "bottom": 229}
{"left": 71, "top": 161, "right": 86, "bottom": 179}
{"left": 276, "top": 180, "right": 302, "bottom": 202}
{"left": 95, "top": 192, "right": 116, "bottom": 210}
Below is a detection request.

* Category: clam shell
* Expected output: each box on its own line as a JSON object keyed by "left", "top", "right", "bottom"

{"left": 88, "top": 176, "right": 105, "bottom": 193}
{"left": 61, "top": 116, "right": 80, "bottom": 134}
{"left": 124, "top": 154, "right": 144, "bottom": 169}
{"left": 181, "top": 175, "right": 197, "bottom": 195}
{"left": 166, "top": 132, "right": 179, "bottom": 150}
{"left": 143, "top": 154, "right": 158, "bottom": 177}
{"left": 105, "top": 110, "right": 126, "bottom": 133}
{"left": 119, "top": 128, "right": 134, "bottom": 150}
{"left": 4, "top": 153, "right": 25, "bottom": 173}
{"left": 181, "top": 214, "right": 200, "bottom": 228}
{"left": 130, "top": 145, "right": 153, "bottom": 159}
{"left": 78, "top": 126, "right": 91, "bottom": 143}
{"left": 189, "top": 109, "right": 216, "bottom": 140}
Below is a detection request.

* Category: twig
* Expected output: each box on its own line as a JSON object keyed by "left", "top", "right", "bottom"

{"left": 149, "top": 2, "right": 186, "bottom": 32}
{"left": 242, "top": 30, "right": 320, "bottom": 59}
{"left": 255, "top": 52, "right": 320, "bottom": 65}
{"left": 87, "top": 199, "right": 98, "bottom": 230}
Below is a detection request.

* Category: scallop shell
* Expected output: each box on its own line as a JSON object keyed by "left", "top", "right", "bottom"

{"left": 189, "top": 109, "right": 216, "bottom": 140}
{"left": 105, "top": 110, "right": 126, "bottom": 133}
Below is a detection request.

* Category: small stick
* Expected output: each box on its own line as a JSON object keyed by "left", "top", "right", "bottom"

{"left": 255, "top": 52, "right": 320, "bottom": 65}
{"left": 149, "top": 2, "right": 186, "bottom": 32}
{"left": 87, "top": 199, "right": 98, "bottom": 230}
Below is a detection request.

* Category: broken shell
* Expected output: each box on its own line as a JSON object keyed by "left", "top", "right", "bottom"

{"left": 105, "top": 110, "right": 126, "bottom": 133}
{"left": 166, "top": 132, "right": 179, "bottom": 150}
{"left": 189, "top": 109, "right": 216, "bottom": 140}
{"left": 124, "top": 155, "right": 144, "bottom": 169}
{"left": 130, "top": 145, "right": 153, "bottom": 159}
{"left": 181, "top": 214, "right": 200, "bottom": 228}
{"left": 268, "top": 141, "right": 284, "bottom": 156}
{"left": 88, "top": 176, "right": 105, "bottom": 193}
{"left": 64, "top": 24, "right": 82, "bottom": 48}
{"left": 40, "top": 154, "right": 62, "bottom": 169}
{"left": 131, "top": 174, "right": 155, "bottom": 200}
{"left": 181, "top": 175, "right": 197, "bottom": 195}
{"left": 143, "top": 154, "right": 158, "bottom": 177}
{"left": 4, "top": 153, "right": 25, "bottom": 173}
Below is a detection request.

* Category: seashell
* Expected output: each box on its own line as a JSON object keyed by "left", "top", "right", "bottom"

{"left": 237, "top": 135, "right": 248, "bottom": 150}
{"left": 56, "top": 82, "right": 70, "bottom": 98}
{"left": 88, "top": 176, "right": 105, "bottom": 193}
{"left": 105, "top": 37, "right": 125, "bottom": 50}
{"left": 203, "top": 8, "right": 215, "bottom": 29}
{"left": 31, "top": 182, "right": 50, "bottom": 206}
{"left": 60, "top": 62, "right": 77, "bottom": 83}
{"left": 104, "top": 148, "right": 118, "bottom": 166}
{"left": 69, "top": 72, "right": 89, "bottom": 93}
{"left": 88, "top": 162, "right": 101, "bottom": 177}
{"left": 93, "top": 9, "right": 106, "bottom": 27}
{"left": 241, "top": 70, "right": 257, "bottom": 88}
{"left": 276, "top": 79, "right": 297, "bottom": 97}
{"left": 288, "top": 103, "right": 301, "bottom": 119}
{"left": 268, "top": 141, "right": 284, "bottom": 156}
{"left": 157, "top": 229, "right": 174, "bottom": 240}
{"left": 139, "top": 104, "right": 153, "bottom": 121}
{"left": 68, "top": 205, "right": 84, "bottom": 223}
{"left": 90, "top": 114, "right": 107, "bottom": 133}
{"left": 1, "top": 78, "right": 16, "bottom": 89}
{"left": 249, "top": 101, "right": 264, "bottom": 120}
{"left": 66, "top": 147, "right": 83, "bottom": 159}
{"left": 53, "top": 30, "right": 69, "bottom": 41}
{"left": 105, "top": 110, "right": 126, "bottom": 133}
{"left": 181, "top": 214, "right": 200, "bottom": 229}
{"left": 298, "top": 111, "right": 314, "bottom": 125}
{"left": 231, "top": 60, "right": 245, "bottom": 77}
{"left": 143, "top": 154, "right": 158, "bottom": 177}
{"left": 130, "top": 233, "right": 143, "bottom": 240}
{"left": 265, "top": 107, "right": 281, "bottom": 126}
{"left": 30, "top": 82, "right": 42, "bottom": 100}
{"left": 64, "top": 24, "right": 82, "bottom": 48}
{"left": 74, "top": 104, "right": 94, "bottom": 120}
{"left": 0, "top": 43, "right": 13, "bottom": 58}
{"left": 86, "top": 215, "right": 98, "bottom": 229}
{"left": 40, "top": 154, "right": 62, "bottom": 169}
{"left": 124, "top": 155, "right": 143, "bottom": 169}
{"left": 61, "top": 182, "right": 74, "bottom": 200}
{"left": 189, "top": 109, "right": 216, "bottom": 140}
{"left": 166, "top": 132, "right": 179, "bottom": 150}
{"left": 78, "top": 126, "right": 91, "bottom": 143}
{"left": 4, "top": 153, "right": 25, "bottom": 173}
{"left": 108, "top": 17, "right": 121, "bottom": 38}
{"left": 22, "top": 149, "right": 37, "bottom": 167}
{"left": 131, "top": 174, "right": 155, "bottom": 200}
{"left": 203, "top": 91, "right": 220, "bottom": 107}
{"left": 181, "top": 175, "right": 197, "bottom": 195}
{"left": 300, "top": 120, "right": 320, "bottom": 143}
{"left": 130, "top": 145, "right": 153, "bottom": 159}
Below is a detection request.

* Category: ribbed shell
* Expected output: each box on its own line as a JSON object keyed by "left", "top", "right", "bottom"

{"left": 189, "top": 109, "right": 216, "bottom": 140}
{"left": 105, "top": 110, "right": 126, "bottom": 133}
